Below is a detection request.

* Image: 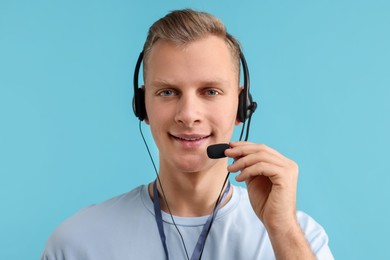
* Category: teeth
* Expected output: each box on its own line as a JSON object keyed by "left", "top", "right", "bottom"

{"left": 176, "top": 136, "right": 207, "bottom": 141}
{"left": 174, "top": 136, "right": 208, "bottom": 141}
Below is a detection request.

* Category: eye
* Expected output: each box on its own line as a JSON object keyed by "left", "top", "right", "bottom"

{"left": 205, "top": 89, "right": 220, "bottom": 96}
{"left": 158, "top": 89, "right": 176, "bottom": 97}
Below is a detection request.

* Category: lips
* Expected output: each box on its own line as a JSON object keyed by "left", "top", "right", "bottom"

{"left": 174, "top": 136, "right": 209, "bottom": 141}
{"left": 170, "top": 134, "right": 211, "bottom": 141}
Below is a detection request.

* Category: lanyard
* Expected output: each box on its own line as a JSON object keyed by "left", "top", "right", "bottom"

{"left": 153, "top": 180, "right": 231, "bottom": 260}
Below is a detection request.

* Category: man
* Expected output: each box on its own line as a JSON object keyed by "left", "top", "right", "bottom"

{"left": 42, "top": 9, "right": 333, "bottom": 259}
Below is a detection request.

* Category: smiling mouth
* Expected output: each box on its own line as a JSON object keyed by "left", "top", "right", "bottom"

{"left": 170, "top": 134, "right": 211, "bottom": 141}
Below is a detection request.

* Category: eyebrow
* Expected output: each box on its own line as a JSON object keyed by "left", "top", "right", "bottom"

{"left": 149, "top": 80, "right": 176, "bottom": 88}
{"left": 149, "top": 78, "right": 231, "bottom": 88}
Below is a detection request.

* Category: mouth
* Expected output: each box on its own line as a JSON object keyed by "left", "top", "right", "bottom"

{"left": 172, "top": 135, "right": 210, "bottom": 141}
{"left": 169, "top": 133, "right": 211, "bottom": 147}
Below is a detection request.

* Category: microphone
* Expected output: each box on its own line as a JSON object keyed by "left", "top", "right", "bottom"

{"left": 207, "top": 143, "right": 230, "bottom": 159}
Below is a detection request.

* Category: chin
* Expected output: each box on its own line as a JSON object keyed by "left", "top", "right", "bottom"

{"left": 172, "top": 156, "right": 210, "bottom": 173}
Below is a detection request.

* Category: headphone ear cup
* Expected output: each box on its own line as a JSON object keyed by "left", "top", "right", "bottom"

{"left": 133, "top": 88, "right": 146, "bottom": 121}
{"left": 237, "top": 91, "right": 256, "bottom": 123}
{"left": 237, "top": 91, "right": 247, "bottom": 123}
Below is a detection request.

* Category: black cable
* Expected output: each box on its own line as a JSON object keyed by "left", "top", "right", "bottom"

{"left": 139, "top": 110, "right": 254, "bottom": 260}
{"left": 244, "top": 113, "right": 253, "bottom": 141}
{"left": 198, "top": 112, "right": 253, "bottom": 259}
{"left": 239, "top": 119, "right": 246, "bottom": 141}
{"left": 198, "top": 172, "right": 230, "bottom": 259}
{"left": 138, "top": 121, "right": 190, "bottom": 260}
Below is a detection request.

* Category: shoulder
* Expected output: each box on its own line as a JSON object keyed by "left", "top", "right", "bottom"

{"left": 232, "top": 185, "right": 328, "bottom": 235}
{"left": 41, "top": 185, "right": 146, "bottom": 258}
{"left": 67, "top": 185, "right": 145, "bottom": 221}
{"left": 231, "top": 185, "right": 334, "bottom": 259}
{"left": 55, "top": 185, "right": 145, "bottom": 232}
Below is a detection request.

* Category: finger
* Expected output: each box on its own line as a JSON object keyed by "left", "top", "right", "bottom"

{"left": 227, "top": 142, "right": 286, "bottom": 159}
{"left": 227, "top": 151, "right": 286, "bottom": 172}
{"left": 235, "top": 161, "right": 299, "bottom": 185}
{"left": 234, "top": 162, "right": 283, "bottom": 182}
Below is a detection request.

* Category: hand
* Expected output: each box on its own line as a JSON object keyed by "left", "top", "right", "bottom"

{"left": 225, "top": 141, "right": 299, "bottom": 234}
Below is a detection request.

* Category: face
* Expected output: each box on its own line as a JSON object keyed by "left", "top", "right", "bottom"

{"left": 144, "top": 35, "right": 240, "bottom": 174}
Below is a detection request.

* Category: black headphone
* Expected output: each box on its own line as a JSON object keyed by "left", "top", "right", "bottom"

{"left": 133, "top": 51, "right": 257, "bottom": 122}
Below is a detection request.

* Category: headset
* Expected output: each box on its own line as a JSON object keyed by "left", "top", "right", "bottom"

{"left": 132, "top": 50, "right": 257, "bottom": 123}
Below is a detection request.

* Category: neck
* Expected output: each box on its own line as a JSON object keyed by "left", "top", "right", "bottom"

{"left": 148, "top": 161, "right": 232, "bottom": 217}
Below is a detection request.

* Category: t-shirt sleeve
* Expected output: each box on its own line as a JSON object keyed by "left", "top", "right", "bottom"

{"left": 40, "top": 224, "right": 80, "bottom": 260}
{"left": 40, "top": 206, "right": 96, "bottom": 260}
{"left": 297, "top": 211, "right": 334, "bottom": 260}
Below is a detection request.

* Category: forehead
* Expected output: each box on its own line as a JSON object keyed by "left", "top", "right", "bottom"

{"left": 143, "top": 36, "right": 239, "bottom": 85}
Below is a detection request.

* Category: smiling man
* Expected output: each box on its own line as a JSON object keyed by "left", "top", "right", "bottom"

{"left": 144, "top": 35, "right": 240, "bottom": 218}
{"left": 42, "top": 9, "right": 333, "bottom": 260}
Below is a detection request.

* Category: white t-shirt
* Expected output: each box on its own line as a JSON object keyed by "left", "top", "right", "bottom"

{"left": 41, "top": 185, "right": 334, "bottom": 259}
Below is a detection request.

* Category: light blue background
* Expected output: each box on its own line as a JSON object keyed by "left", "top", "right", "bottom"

{"left": 1, "top": 0, "right": 389, "bottom": 259}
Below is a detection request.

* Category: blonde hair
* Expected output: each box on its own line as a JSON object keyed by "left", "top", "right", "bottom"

{"left": 142, "top": 9, "right": 241, "bottom": 77}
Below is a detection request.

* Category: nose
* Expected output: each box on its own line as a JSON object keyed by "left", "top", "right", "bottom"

{"left": 174, "top": 93, "right": 202, "bottom": 127}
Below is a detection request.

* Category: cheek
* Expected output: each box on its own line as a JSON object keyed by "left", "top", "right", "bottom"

{"left": 211, "top": 102, "right": 238, "bottom": 126}
{"left": 145, "top": 98, "right": 165, "bottom": 125}
{"left": 147, "top": 104, "right": 173, "bottom": 125}
{"left": 146, "top": 105, "right": 172, "bottom": 138}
